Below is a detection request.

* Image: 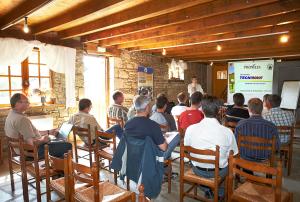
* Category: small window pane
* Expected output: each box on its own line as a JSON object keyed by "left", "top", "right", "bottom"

{"left": 0, "top": 91, "right": 10, "bottom": 104}
{"left": 29, "top": 77, "right": 40, "bottom": 89}
{"left": 28, "top": 51, "right": 39, "bottom": 63}
{"left": 40, "top": 65, "right": 50, "bottom": 76}
{"left": 29, "top": 64, "right": 39, "bottom": 76}
{"left": 10, "top": 64, "right": 22, "bottom": 76}
{"left": 0, "top": 67, "right": 8, "bottom": 75}
{"left": 0, "top": 77, "right": 9, "bottom": 90}
{"left": 11, "top": 77, "right": 22, "bottom": 90}
{"left": 41, "top": 78, "right": 50, "bottom": 89}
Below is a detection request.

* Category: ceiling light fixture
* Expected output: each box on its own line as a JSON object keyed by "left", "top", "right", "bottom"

{"left": 23, "top": 17, "right": 29, "bottom": 33}
{"left": 216, "top": 45, "right": 222, "bottom": 51}
{"left": 279, "top": 35, "right": 289, "bottom": 43}
{"left": 162, "top": 48, "right": 167, "bottom": 56}
{"left": 97, "top": 46, "right": 106, "bottom": 52}
{"left": 210, "top": 61, "right": 214, "bottom": 66}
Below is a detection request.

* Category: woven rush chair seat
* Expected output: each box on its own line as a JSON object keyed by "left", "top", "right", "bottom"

{"left": 98, "top": 147, "right": 114, "bottom": 161}
{"left": 183, "top": 169, "right": 222, "bottom": 187}
{"left": 232, "top": 181, "right": 291, "bottom": 202}
{"left": 50, "top": 177, "right": 89, "bottom": 197}
{"left": 75, "top": 181, "right": 132, "bottom": 202}
{"left": 26, "top": 160, "right": 57, "bottom": 177}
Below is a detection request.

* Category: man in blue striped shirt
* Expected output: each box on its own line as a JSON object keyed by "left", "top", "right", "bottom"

{"left": 235, "top": 98, "right": 280, "bottom": 162}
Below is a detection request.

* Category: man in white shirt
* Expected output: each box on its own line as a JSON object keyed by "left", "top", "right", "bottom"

{"left": 184, "top": 96, "right": 238, "bottom": 198}
{"left": 171, "top": 92, "right": 187, "bottom": 117}
{"left": 187, "top": 77, "right": 204, "bottom": 96}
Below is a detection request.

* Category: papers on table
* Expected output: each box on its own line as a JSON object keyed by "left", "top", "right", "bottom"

{"left": 164, "top": 131, "right": 178, "bottom": 144}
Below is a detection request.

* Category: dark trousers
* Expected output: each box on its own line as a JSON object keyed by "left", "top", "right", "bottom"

{"left": 37, "top": 141, "right": 72, "bottom": 159}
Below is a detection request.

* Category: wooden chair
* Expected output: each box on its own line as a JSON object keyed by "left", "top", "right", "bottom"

{"left": 107, "top": 115, "right": 125, "bottom": 129}
{"left": 67, "top": 151, "right": 136, "bottom": 202}
{"left": 6, "top": 135, "right": 29, "bottom": 202}
{"left": 44, "top": 144, "right": 69, "bottom": 202}
{"left": 138, "top": 185, "right": 150, "bottom": 202}
{"left": 277, "top": 126, "right": 294, "bottom": 176}
{"left": 22, "top": 139, "right": 53, "bottom": 202}
{"left": 180, "top": 143, "right": 224, "bottom": 202}
{"left": 72, "top": 125, "right": 94, "bottom": 167}
{"left": 0, "top": 136, "right": 3, "bottom": 164}
{"left": 94, "top": 128, "right": 118, "bottom": 184}
{"left": 224, "top": 120, "right": 237, "bottom": 132}
{"left": 227, "top": 151, "right": 293, "bottom": 202}
{"left": 237, "top": 134, "right": 276, "bottom": 167}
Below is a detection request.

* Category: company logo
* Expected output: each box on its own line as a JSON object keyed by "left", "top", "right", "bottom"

{"left": 244, "top": 64, "right": 261, "bottom": 69}
{"left": 267, "top": 64, "right": 273, "bottom": 70}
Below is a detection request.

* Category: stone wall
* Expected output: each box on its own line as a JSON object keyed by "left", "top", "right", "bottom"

{"left": 113, "top": 50, "right": 208, "bottom": 106}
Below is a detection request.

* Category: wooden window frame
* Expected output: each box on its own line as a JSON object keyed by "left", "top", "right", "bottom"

{"left": 0, "top": 48, "right": 52, "bottom": 107}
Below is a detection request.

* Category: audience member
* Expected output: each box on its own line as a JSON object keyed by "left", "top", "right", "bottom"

{"left": 263, "top": 94, "right": 295, "bottom": 143}
{"left": 262, "top": 94, "right": 270, "bottom": 115}
{"left": 150, "top": 96, "right": 177, "bottom": 132}
{"left": 151, "top": 93, "right": 174, "bottom": 115}
{"left": 68, "top": 98, "right": 123, "bottom": 143}
{"left": 124, "top": 95, "right": 180, "bottom": 160}
{"left": 226, "top": 93, "right": 249, "bottom": 122}
{"left": 185, "top": 96, "right": 238, "bottom": 198}
{"left": 235, "top": 98, "right": 280, "bottom": 162}
{"left": 4, "top": 93, "right": 72, "bottom": 159}
{"left": 171, "top": 92, "right": 187, "bottom": 116}
{"left": 178, "top": 91, "right": 204, "bottom": 130}
{"left": 108, "top": 91, "right": 129, "bottom": 122}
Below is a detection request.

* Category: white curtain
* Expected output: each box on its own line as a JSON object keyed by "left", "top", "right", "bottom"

{"left": 0, "top": 37, "right": 76, "bottom": 107}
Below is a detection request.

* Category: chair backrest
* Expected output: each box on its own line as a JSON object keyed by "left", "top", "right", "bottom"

{"left": 228, "top": 151, "right": 282, "bottom": 202}
{"left": 67, "top": 151, "right": 102, "bottom": 202}
{"left": 72, "top": 124, "right": 93, "bottom": 145}
{"left": 94, "top": 128, "right": 116, "bottom": 165}
{"left": 277, "top": 125, "right": 294, "bottom": 143}
{"left": 224, "top": 120, "right": 237, "bottom": 132}
{"left": 44, "top": 145, "right": 70, "bottom": 201}
{"left": 237, "top": 134, "right": 276, "bottom": 166}
{"left": 107, "top": 115, "right": 124, "bottom": 128}
{"left": 6, "top": 135, "right": 22, "bottom": 158}
{"left": 180, "top": 142, "right": 220, "bottom": 186}
{"left": 159, "top": 124, "right": 169, "bottom": 132}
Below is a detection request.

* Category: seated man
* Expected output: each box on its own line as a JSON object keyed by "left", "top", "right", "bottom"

{"left": 125, "top": 95, "right": 180, "bottom": 160}
{"left": 178, "top": 91, "right": 204, "bottom": 130}
{"left": 151, "top": 93, "right": 174, "bottom": 115}
{"left": 68, "top": 98, "right": 123, "bottom": 143}
{"left": 235, "top": 98, "right": 280, "bottom": 162}
{"left": 263, "top": 94, "right": 295, "bottom": 143}
{"left": 4, "top": 93, "right": 72, "bottom": 159}
{"left": 226, "top": 93, "right": 249, "bottom": 122}
{"left": 150, "top": 96, "right": 177, "bottom": 132}
{"left": 107, "top": 90, "right": 128, "bottom": 122}
{"left": 185, "top": 96, "right": 238, "bottom": 198}
{"left": 171, "top": 92, "right": 187, "bottom": 117}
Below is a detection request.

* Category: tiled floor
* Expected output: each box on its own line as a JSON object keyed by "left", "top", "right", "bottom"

{"left": 0, "top": 143, "right": 300, "bottom": 201}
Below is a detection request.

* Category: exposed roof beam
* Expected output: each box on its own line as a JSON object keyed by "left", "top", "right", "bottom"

{"left": 0, "top": 0, "right": 53, "bottom": 30}
{"left": 117, "top": 20, "right": 300, "bottom": 49}
{"left": 99, "top": 10, "right": 300, "bottom": 47}
{"left": 82, "top": 0, "right": 281, "bottom": 42}
{"left": 58, "top": 0, "right": 214, "bottom": 39}
{"left": 32, "top": 0, "right": 146, "bottom": 35}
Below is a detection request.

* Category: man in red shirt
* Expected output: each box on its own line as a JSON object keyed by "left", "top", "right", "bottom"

{"left": 178, "top": 91, "right": 204, "bottom": 130}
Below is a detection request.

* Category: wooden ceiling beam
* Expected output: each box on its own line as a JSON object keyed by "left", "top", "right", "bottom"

{"left": 82, "top": 0, "right": 287, "bottom": 43}
{"left": 181, "top": 50, "right": 300, "bottom": 61}
{"left": 58, "top": 0, "right": 214, "bottom": 39}
{"left": 0, "top": 0, "right": 53, "bottom": 30}
{"left": 97, "top": 8, "right": 300, "bottom": 46}
{"left": 117, "top": 20, "right": 300, "bottom": 49}
{"left": 32, "top": 0, "right": 141, "bottom": 34}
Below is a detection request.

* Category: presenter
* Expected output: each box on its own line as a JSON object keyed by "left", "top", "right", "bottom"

{"left": 188, "top": 76, "right": 204, "bottom": 96}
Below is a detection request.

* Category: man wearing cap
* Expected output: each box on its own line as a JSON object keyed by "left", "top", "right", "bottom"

{"left": 124, "top": 95, "right": 180, "bottom": 159}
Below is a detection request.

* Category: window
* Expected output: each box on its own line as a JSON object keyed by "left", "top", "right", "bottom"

{"left": 0, "top": 48, "right": 51, "bottom": 106}
{"left": 168, "top": 59, "right": 186, "bottom": 81}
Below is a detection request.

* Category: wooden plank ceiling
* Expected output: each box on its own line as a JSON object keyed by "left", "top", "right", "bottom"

{"left": 0, "top": 0, "right": 299, "bottom": 62}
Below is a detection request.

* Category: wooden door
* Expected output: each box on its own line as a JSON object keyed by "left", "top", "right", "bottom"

{"left": 212, "top": 62, "right": 228, "bottom": 101}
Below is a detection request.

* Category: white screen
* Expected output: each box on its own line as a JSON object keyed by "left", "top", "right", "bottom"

{"left": 227, "top": 60, "right": 274, "bottom": 104}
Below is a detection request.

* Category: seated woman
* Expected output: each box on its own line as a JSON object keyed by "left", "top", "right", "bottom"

{"left": 68, "top": 98, "right": 123, "bottom": 145}
{"left": 226, "top": 93, "right": 249, "bottom": 123}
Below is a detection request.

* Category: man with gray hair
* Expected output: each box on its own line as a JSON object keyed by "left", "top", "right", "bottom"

{"left": 124, "top": 95, "right": 180, "bottom": 159}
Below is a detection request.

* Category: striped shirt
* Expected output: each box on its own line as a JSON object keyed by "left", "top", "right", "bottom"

{"left": 263, "top": 107, "right": 295, "bottom": 143}
{"left": 235, "top": 115, "right": 280, "bottom": 161}
{"left": 108, "top": 104, "right": 129, "bottom": 122}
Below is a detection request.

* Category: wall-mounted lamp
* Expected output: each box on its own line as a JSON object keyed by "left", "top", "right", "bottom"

{"left": 162, "top": 48, "right": 167, "bottom": 56}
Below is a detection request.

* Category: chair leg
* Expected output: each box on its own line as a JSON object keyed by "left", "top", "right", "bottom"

{"left": 168, "top": 160, "right": 171, "bottom": 193}
{"left": 21, "top": 168, "right": 29, "bottom": 202}
{"left": 35, "top": 175, "right": 42, "bottom": 202}
{"left": 114, "top": 170, "right": 117, "bottom": 185}
{"left": 288, "top": 147, "right": 292, "bottom": 176}
{"left": 179, "top": 179, "right": 184, "bottom": 202}
{"left": 127, "top": 177, "right": 130, "bottom": 191}
{"left": 8, "top": 160, "right": 15, "bottom": 191}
